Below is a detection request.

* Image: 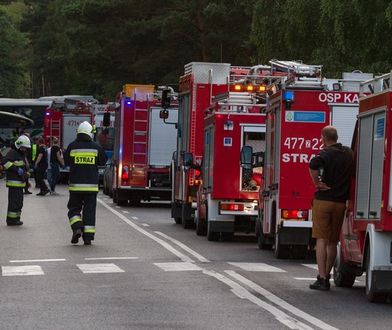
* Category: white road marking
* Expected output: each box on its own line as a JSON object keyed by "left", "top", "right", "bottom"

{"left": 295, "top": 277, "right": 360, "bottom": 283}
{"left": 141, "top": 224, "right": 150, "bottom": 227}
{"left": 204, "top": 270, "right": 313, "bottom": 330}
{"left": 302, "top": 264, "right": 318, "bottom": 270}
{"left": 85, "top": 257, "right": 139, "bottom": 261}
{"left": 228, "top": 262, "right": 286, "bottom": 272}
{"left": 77, "top": 263, "right": 125, "bottom": 274}
{"left": 154, "top": 231, "right": 210, "bottom": 263}
{"left": 154, "top": 262, "right": 202, "bottom": 272}
{"left": 132, "top": 216, "right": 138, "bottom": 220}
{"left": 226, "top": 270, "right": 339, "bottom": 330}
{"left": 10, "top": 258, "right": 66, "bottom": 263}
{"left": 115, "top": 206, "right": 121, "bottom": 209}
{"left": 2, "top": 265, "right": 44, "bottom": 276}
{"left": 122, "top": 210, "right": 129, "bottom": 214}
{"left": 97, "top": 198, "right": 194, "bottom": 263}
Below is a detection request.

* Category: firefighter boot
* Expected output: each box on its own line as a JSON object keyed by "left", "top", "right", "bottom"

{"left": 71, "top": 228, "right": 82, "bottom": 244}
{"left": 82, "top": 234, "right": 93, "bottom": 246}
{"left": 7, "top": 220, "right": 23, "bottom": 226}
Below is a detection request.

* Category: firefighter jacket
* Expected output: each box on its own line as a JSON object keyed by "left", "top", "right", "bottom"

{"left": 2, "top": 147, "right": 28, "bottom": 188}
{"left": 64, "top": 134, "right": 107, "bottom": 193}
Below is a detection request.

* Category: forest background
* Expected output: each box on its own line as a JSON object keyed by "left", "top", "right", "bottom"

{"left": 1, "top": 0, "right": 392, "bottom": 100}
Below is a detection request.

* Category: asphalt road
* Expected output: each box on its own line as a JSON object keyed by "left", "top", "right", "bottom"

{"left": 0, "top": 181, "right": 391, "bottom": 330}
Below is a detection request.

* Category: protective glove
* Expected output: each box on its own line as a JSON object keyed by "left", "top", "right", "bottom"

{"left": 17, "top": 168, "right": 24, "bottom": 177}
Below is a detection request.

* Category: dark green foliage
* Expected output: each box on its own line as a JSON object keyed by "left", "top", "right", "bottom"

{"left": 2, "top": 0, "right": 392, "bottom": 98}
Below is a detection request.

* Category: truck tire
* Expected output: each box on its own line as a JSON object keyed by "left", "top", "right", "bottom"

{"left": 207, "top": 221, "right": 219, "bottom": 241}
{"left": 221, "top": 232, "right": 234, "bottom": 241}
{"left": 174, "top": 217, "right": 182, "bottom": 225}
{"left": 333, "top": 245, "right": 356, "bottom": 288}
{"left": 291, "top": 245, "right": 308, "bottom": 259}
{"left": 365, "top": 247, "right": 388, "bottom": 303}
{"left": 256, "top": 219, "right": 272, "bottom": 250}
{"left": 274, "top": 233, "right": 290, "bottom": 259}
{"left": 195, "top": 206, "right": 207, "bottom": 236}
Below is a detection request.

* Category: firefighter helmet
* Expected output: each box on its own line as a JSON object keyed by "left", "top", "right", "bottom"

{"left": 77, "top": 121, "right": 94, "bottom": 138}
{"left": 15, "top": 135, "right": 31, "bottom": 149}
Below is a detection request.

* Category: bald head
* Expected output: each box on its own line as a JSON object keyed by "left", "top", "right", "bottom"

{"left": 321, "top": 126, "right": 338, "bottom": 144}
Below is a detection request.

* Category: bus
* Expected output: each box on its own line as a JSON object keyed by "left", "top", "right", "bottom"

{"left": 0, "top": 98, "right": 53, "bottom": 145}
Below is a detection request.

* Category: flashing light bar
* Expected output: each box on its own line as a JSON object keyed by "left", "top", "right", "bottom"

{"left": 232, "top": 83, "right": 268, "bottom": 93}
{"left": 281, "top": 209, "right": 308, "bottom": 220}
{"left": 220, "top": 203, "right": 244, "bottom": 212}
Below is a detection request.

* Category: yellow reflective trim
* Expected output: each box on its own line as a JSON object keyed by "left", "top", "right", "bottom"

{"left": 84, "top": 227, "right": 96, "bottom": 233}
{"left": 6, "top": 180, "right": 25, "bottom": 188}
{"left": 7, "top": 212, "right": 20, "bottom": 218}
{"left": 69, "top": 187, "right": 99, "bottom": 192}
{"left": 70, "top": 149, "right": 98, "bottom": 157}
{"left": 4, "top": 161, "right": 13, "bottom": 170}
{"left": 32, "top": 144, "right": 37, "bottom": 161}
{"left": 69, "top": 216, "right": 82, "bottom": 226}
{"left": 14, "top": 160, "right": 25, "bottom": 166}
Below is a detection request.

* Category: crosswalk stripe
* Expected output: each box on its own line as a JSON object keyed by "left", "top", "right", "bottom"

{"left": 228, "top": 262, "right": 286, "bottom": 272}
{"left": 154, "top": 262, "right": 202, "bottom": 272}
{"left": 77, "top": 263, "right": 125, "bottom": 274}
{"left": 2, "top": 265, "right": 44, "bottom": 276}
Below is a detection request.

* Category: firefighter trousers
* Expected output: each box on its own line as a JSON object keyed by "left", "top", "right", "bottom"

{"left": 67, "top": 192, "right": 97, "bottom": 240}
{"left": 6, "top": 187, "right": 24, "bottom": 224}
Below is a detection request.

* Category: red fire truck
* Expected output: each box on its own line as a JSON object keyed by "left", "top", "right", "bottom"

{"left": 43, "top": 96, "right": 96, "bottom": 148}
{"left": 258, "top": 60, "right": 372, "bottom": 258}
{"left": 171, "top": 62, "right": 235, "bottom": 228}
{"left": 195, "top": 91, "right": 266, "bottom": 240}
{"left": 112, "top": 84, "right": 178, "bottom": 206}
{"left": 333, "top": 73, "right": 392, "bottom": 303}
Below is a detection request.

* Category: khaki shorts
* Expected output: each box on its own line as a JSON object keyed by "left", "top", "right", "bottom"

{"left": 312, "top": 199, "right": 346, "bottom": 242}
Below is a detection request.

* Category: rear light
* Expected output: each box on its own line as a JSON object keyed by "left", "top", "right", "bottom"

{"left": 121, "top": 166, "right": 129, "bottom": 180}
{"left": 194, "top": 169, "right": 201, "bottom": 177}
{"left": 220, "top": 203, "right": 244, "bottom": 212}
{"left": 234, "top": 84, "right": 242, "bottom": 91}
{"left": 281, "top": 209, "right": 308, "bottom": 220}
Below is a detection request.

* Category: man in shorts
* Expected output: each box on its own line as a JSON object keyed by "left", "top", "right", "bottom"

{"left": 308, "top": 126, "right": 354, "bottom": 291}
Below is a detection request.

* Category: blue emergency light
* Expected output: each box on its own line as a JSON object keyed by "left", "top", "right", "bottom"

{"left": 283, "top": 90, "right": 294, "bottom": 110}
{"left": 283, "top": 90, "right": 295, "bottom": 102}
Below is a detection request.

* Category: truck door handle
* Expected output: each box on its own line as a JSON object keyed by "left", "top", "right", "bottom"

{"left": 369, "top": 211, "right": 378, "bottom": 217}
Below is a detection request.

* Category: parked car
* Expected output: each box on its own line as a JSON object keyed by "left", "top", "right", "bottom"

{"left": 103, "top": 158, "right": 114, "bottom": 196}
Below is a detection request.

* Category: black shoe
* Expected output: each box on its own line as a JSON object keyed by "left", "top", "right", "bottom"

{"left": 309, "top": 275, "right": 330, "bottom": 291}
{"left": 7, "top": 220, "right": 23, "bottom": 226}
{"left": 71, "top": 228, "right": 82, "bottom": 244}
{"left": 83, "top": 239, "right": 92, "bottom": 246}
{"left": 37, "top": 190, "right": 50, "bottom": 196}
{"left": 24, "top": 190, "right": 32, "bottom": 195}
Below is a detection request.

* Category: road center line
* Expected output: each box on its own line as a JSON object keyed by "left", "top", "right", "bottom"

{"left": 10, "top": 258, "right": 66, "bottom": 263}
{"left": 97, "top": 198, "right": 194, "bottom": 263}
{"left": 226, "top": 270, "right": 338, "bottom": 330}
{"left": 154, "top": 231, "right": 210, "bottom": 263}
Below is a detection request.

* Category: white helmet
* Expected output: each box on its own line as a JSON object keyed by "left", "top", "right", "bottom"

{"left": 77, "top": 121, "right": 94, "bottom": 138}
{"left": 15, "top": 135, "right": 31, "bottom": 149}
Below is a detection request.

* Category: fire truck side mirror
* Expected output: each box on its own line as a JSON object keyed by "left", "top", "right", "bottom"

{"left": 103, "top": 112, "right": 111, "bottom": 127}
{"left": 240, "top": 146, "right": 253, "bottom": 170}
{"left": 159, "top": 109, "right": 169, "bottom": 120}
{"left": 182, "top": 152, "right": 193, "bottom": 171}
{"left": 161, "top": 89, "right": 171, "bottom": 109}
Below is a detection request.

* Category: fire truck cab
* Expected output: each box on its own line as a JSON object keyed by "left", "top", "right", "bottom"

{"left": 195, "top": 91, "right": 266, "bottom": 240}
{"left": 259, "top": 60, "right": 372, "bottom": 259}
{"left": 334, "top": 73, "right": 392, "bottom": 303}
{"left": 112, "top": 84, "right": 178, "bottom": 206}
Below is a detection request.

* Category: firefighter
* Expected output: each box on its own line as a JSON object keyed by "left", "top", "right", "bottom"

{"left": 64, "top": 121, "right": 107, "bottom": 245}
{"left": 2, "top": 135, "right": 31, "bottom": 226}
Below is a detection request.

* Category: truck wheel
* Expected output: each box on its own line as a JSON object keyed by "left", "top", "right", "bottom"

{"left": 221, "top": 232, "right": 234, "bottom": 241}
{"left": 207, "top": 221, "right": 219, "bottom": 241}
{"left": 256, "top": 219, "right": 272, "bottom": 250}
{"left": 174, "top": 217, "right": 182, "bottom": 224}
{"left": 117, "top": 199, "right": 128, "bottom": 206}
{"left": 274, "top": 233, "right": 290, "bottom": 259}
{"left": 366, "top": 248, "right": 388, "bottom": 303}
{"left": 195, "top": 208, "right": 207, "bottom": 236}
{"left": 291, "top": 245, "right": 308, "bottom": 259}
{"left": 333, "top": 245, "right": 356, "bottom": 288}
